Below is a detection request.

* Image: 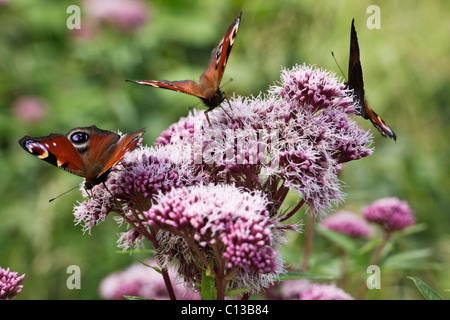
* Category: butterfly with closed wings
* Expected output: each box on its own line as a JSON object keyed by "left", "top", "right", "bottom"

{"left": 346, "top": 19, "right": 396, "bottom": 140}
{"left": 127, "top": 11, "right": 242, "bottom": 126}
{"left": 19, "top": 125, "right": 145, "bottom": 191}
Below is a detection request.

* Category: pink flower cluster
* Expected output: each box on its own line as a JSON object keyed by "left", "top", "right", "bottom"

{"left": 363, "top": 197, "right": 415, "bottom": 231}
{"left": 0, "top": 267, "right": 25, "bottom": 300}
{"left": 145, "top": 185, "right": 280, "bottom": 274}
{"left": 72, "top": 63, "right": 378, "bottom": 297}
{"left": 280, "top": 280, "right": 354, "bottom": 300}
{"left": 320, "top": 197, "right": 415, "bottom": 241}
{"left": 321, "top": 210, "right": 372, "bottom": 238}
{"left": 156, "top": 64, "right": 373, "bottom": 218}
{"left": 83, "top": 0, "right": 149, "bottom": 32}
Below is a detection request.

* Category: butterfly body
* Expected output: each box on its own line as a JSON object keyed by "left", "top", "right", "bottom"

{"left": 127, "top": 11, "right": 242, "bottom": 125}
{"left": 347, "top": 19, "right": 396, "bottom": 140}
{"left": 19, "top": 125, "right": 145, "bottom": 189}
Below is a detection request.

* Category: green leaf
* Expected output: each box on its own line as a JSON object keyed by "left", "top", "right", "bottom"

{"left": 407, "top": 276, "right": 443, "bottom": 300}
{"left": 200, "top": 270, "right": 217, "bottom": 300}
{"left": 123, "top": 295, "right": 154, "bottom": 300}
{"left": 393, "top": 223, "right": 427, "bottom": 239}
{"left": 115, "top": 249, "right": 156, "bottom": 255}
{"left": 383, "top": 248, "right": 434, "bottom": 270}
{"left": 279, "top": 271, "right": 335, "bottom": 281}
{"left": 317, "top": 226, "right": 359, "bottom": 254}
{"left": 135, "top": 259, "right": 163, "bottom": 274}
{"left": 225, "top": 287, "right": 251, "bottom": 297}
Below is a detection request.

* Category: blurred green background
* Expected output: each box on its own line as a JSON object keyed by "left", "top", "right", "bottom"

{"left": 1, "top": 0, "right": 449, "bottom": 299}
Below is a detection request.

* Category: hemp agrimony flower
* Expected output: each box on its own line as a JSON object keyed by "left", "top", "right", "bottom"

{"left": 362, "top": 197, "right": 415, "bottom": 232}
{"left": 145, "top": 184, "right": 287, "bottom": 297}
{"left": 279, "top": 280, "right": 354, "bottom": 300}
{"left": 72, "top": 63, "right": 374, "bottom": 300}
{"left": 320, "top": 210, "right": 373, "bottom": 238}
{"left": 0, "top": 267, "right": 25, "bottom": 300}
{"left": 157, "top": 64, "right": 373, "bottom": 218}
{"left": 73, "top": 144, "right": 202, "bottom": 234}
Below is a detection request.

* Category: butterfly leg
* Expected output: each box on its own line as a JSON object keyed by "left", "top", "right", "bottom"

{"left": 224, "top": 92, "right": 233, "bottom": 111}
{"left": 102, "top": 182, "right": 122, "bottom": 208}
{"left": 204, "top": 110, "right": 213, "bottom": 127}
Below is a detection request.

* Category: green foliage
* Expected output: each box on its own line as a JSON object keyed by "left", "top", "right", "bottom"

{"left": 200, "top": 270, "right": 217, "bottom": 300}
{"left": 407, "top": 276, "right": 444, "bottom": 300}
{"left": 1, "top": 0, "right": 449, "bottom": 299}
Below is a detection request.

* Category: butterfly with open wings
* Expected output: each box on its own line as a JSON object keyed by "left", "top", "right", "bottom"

{"left": 127, "top": 11, "right": 242, "bottom": 126}
{"left": 347, "top": 19, "right": 396, "bottom": 140}
{"left": 19, "top": 125, "right": 145, "bottom": 190}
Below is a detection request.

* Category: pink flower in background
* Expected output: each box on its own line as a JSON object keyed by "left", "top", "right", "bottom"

{"left": 12, "top": 96, "right": 48, "bottom": 124}
{"left": 362, "top": 197, "right": 415, "bottom": 231}
{"left": 279, "top": 280, "right": 354, "bottom": 300}
{"left": 300, "top": 283, "right": 354, "bottom": 300}
{"left": 83, "top": 0, "right": 150, "bottom": 31}
{"left": 321, "top": 210, "right": 373, "bottom": 238}
{"left": 99, "top": 260, "right": 200, "bottom": 300}
{"left": 0, "top": 267, "right": 25, "bottom": 300}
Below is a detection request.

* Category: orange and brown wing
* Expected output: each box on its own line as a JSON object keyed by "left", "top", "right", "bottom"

{"left": 19, "top": 133, "right": 87, "bottom": 177}
{"left": 198, "top": 11, "right": 242, "bottom": 94}
{"left": 79, "top": 126, "right": 145, "bottom": 183}
{"left": 90, "top": 128, "right": 145, "bottom": 176}
{"left": 126, "top": 11, "right": 242, "bottom": 102}
{"left": 19, "top": 126, "right": 145, "bottom": 189}
{"left": 126, "top": 79, "right": 203, "bottom": 97}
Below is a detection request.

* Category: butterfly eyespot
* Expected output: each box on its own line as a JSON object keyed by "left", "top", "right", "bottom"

{"left": 70, "top": 131, "right": 89, "bottom": 144}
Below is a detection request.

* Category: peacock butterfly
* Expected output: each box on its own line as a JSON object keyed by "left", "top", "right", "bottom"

{"left": 347, "top": 19, "right": 396, "bottom": 140}
{"left": 126, "top": 11, "right": 242, "bottom": 126}
{"left": 18, "top": 125, "right": 145, "bottom": 189}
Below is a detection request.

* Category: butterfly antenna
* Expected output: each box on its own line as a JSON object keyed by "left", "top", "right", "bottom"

{"left": 221, "top": 77, "right": 234, "bottom": 88}
{"left": 219, "top": 104, "right": 234, "bottom": 122}
{"left": 331, "top": 51, "right": 346, "bottom": 80}
{"left": 49, "top": 185, "right": 79, "bottom": 202}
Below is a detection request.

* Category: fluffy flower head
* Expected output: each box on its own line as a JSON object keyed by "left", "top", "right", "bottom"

{"left": 145, "top": 184, "right": 281, "bottom": 274}
{"left": 362, "top": 197, "right": 415, "bottom": 231}
{"left": 320, "top": 210, "right": 373, "bottom": 238}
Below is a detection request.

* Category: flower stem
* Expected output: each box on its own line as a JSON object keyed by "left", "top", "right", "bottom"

{"left": 280, "top": 198, "right": 305, "bottom": 222}
{"left": 121, "top": 209, "right": 177, "bottom": 300}
{"left": 301, "top": 213, "right": 315, "bottom": 273}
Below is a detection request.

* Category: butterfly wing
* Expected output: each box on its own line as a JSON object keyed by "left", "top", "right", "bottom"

{"left": 347, "top": 19, "right": 366, "bottom": 115}
{"left": 19, "top": 126, "right": 145, "bottom": 189}
{"left": 19, "top": 133, "right": 87, "bottom": 177}
{"left": 126, "top": 79, "right": 202, "bottom": 97}
{"left": 347, "top": 19, "right": 396, "bottom": 140}
{"left": 126, "top": 11, "right": 242, "bottom": 108}
{"left": 198, "top": 11, "right": 242, "bottom": 95}
{"left": 88, "top": 127, "right": 145, "bottom": 178}
{"left": 69, "top": 126, "right": 145, "bottom": 187}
